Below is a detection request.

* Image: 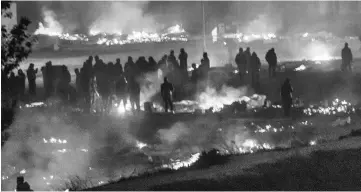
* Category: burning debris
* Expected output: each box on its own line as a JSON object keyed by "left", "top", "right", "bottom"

{"left": 303, "top": 98, "right": 355, "bottom": 116}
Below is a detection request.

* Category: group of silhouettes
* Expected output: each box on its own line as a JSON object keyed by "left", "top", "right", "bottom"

{"left": 4, "top": 42, "right": 354, "bottom": 116}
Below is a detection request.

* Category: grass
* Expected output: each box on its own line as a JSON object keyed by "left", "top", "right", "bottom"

{"left": 150, "top": 147, "right": 361, "bottom": 191}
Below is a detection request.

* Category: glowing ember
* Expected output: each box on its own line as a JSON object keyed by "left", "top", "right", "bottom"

{"left": 309, "top": 140, "right": 317, "bottom": 146}
{"left": 25, "top": 102, "right": 46, "bottom": 108}
{"left": 303, "top": 98, "right": 355, "bottom": 116}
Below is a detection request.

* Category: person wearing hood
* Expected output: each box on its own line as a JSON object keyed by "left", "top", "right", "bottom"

{"left": 235, "top": 48, "right": 247, "bottom": 83}
{"left": 250, "top": 52, "right": 261, "bottom": 91}
{"left": 281, "top": 78, "right": 293, "bottom": 117}
{"left": 178, "top": 48, "right": 188, "bottom": 73}
{"left": 26, "top": 63, "right": 38, "bottom": 96}
{"left": 161, "top": 77, "right": 174, "bottom": 113}
{"left": 265, "top": 48, "right": 277, "bottom": 78}
{"left": 341, "top": 42, "right": 353, "bottom": 72}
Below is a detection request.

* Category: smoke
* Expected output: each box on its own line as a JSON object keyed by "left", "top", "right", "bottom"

{"left": 34, "top": 7, "right": 64, "bottom": 35}
{"left": 242, "top": 13, "right": 283, "bottom": 35}
{"left": 88, "top": 1, "right": 158, "bottom": 35}
{"left": 139, "top": 69, "right": 165, "bottom": 105}
{"left": 0, "top": 105, "right": 146, "bottom": 191}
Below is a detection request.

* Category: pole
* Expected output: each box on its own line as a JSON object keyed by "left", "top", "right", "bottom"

{"left": 202, "top": 1, "right": 206, "bottom": 52}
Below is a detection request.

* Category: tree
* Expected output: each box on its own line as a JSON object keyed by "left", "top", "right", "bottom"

{"left": 1, "top": 1, "right": 36, "bottom": 79}
{"left": 2, "top": 1, "right": 36, "bottom": 109}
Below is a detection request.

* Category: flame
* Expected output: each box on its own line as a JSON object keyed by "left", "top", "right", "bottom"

{"left": 303, "top": 98, "right": 355, "bottom": 116}
{"left": 294, "top": 64, "right": 307, "bottom": 71}
{"left": 166, "top": 24, "right": 185, "bottom": 34}
{"left": 162, "top": 153, "right": 201, "bottom": 170}
{"left": 136, "top": 140, "right": 148, "bottom": 150}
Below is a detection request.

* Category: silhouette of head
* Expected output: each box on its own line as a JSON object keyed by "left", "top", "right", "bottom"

{"left": 203, "top": 52, "right": 208, "bottom": 58}
{"left": 180, "top": 48, "right": 185, "bottom": 53}
{"left": 246, "top": 47, "right": 250, "bottom": 52}
{"left": 164, "top": 77, "right": 168, "bottom": 82}
{"left": 88, "top": 56, "right": 93, "bottom": 61}
{"left": 95, "top": 55, "right": 99, "bottom": 61}
{"left": 271, "top": 48, "right": 275, "bottom": 52}
{"left": 75, "top": 68, "right": 79, "bottom": 74}
{"left": 239, "top": 48, "right": 243, "bottom": 53}
{"left": 29, "top": 63, "right": 34, "bottom": 68}
{"left": 345, "top": 43, "right": 348, "bottom": 47}
{"left": 252, "top": 52, "right": 257, "bottom": 57}
{"left": 170, "top": 50, "right": 174, "bottom": 55}
{"left": 285, "top": 78, "right": 290, "bottom": 84}
{"left": 17, "top": 176, "right": 24, "bottom": 185}
{"left": 192, "top": 63, "right": 196, "bottom": 68}
{"left": 116, "top": 58, "right": 120, "bottom": 63}
{"left": 128, "top": 56, "right": 133, "bottom": 62}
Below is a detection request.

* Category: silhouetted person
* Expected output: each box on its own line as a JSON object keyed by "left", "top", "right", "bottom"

{"left": 128, "top": 78, "right": 140, "bottom": 112}
{"left": 190, "top": 63, "right": 198, "bottom": 83}
{"left": 26, "top": 63, "right": 38, "bottom": 96}
{"left": 58, "top": 65, "right": 71, "bottom": 102}
{"left": 148, "top": 56, "right": 157, "bottom": 72}
{"left": 281, "top": 78, "right": 293, "bottom": 117}
{"left": 244, "top": 47, "right": 251, "bottom": 77}
{"left": 250, "top": 52, "right": 261, "bottom": 91}
{"left": 202, "top": 52, "right": 210, "bottom": 70}
{"left": 75, "top": 68, "right": 81, "bottom": 94}
{"left": 161, "top": 77, "right": 174, "bottom": 113}
{"left": 17, "top": 69, "right": 26, "bottom": 99}
{"left": 9, "top": 72, "right": 17, "bottom": 97}
{"left": 115, "top": 74, "right": 128, "bottom": 110}
{"left": 179, "top": 48, "right": 188, "bottom": 72}
{"left": 115, "top": 58, "right": 123, "bottom": 74}
{"left": 167, "top": 50, "right": 178, "bottom": 71}
{"left": 265, "top": 48, "right": 277, "bottom": 78}
{"left": 235, "top": 48, "right": 247, "bottom": 82}
{"left": 16, "top": 176, "right": 32, "bottom": 191}
{"left": 341, "top": 42, "right": 353, "bottom": 72}
{"left": 44, "top": 61, "right": 54, "bottom": 98}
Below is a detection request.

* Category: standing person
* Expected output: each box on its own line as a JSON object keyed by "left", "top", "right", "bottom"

{"left": 26, "top": 63, "right": 38, "bottom": 96}
{"left": 341, "top": 42, "right": 353, "bottom": 72}
{"left": 167, "top": 50, "right": 178, "bottom": 71}
{"left": 250, "top": 52, "right": 261, "bottom": 92}
{"left": 16, "top": 176, "right": 33, "bottom": 191}
{"left": 148, "top": 56, "right": 157, "bottom": 72}
{"left": 128, "top": 78, "right": 141, "bottom": 112}
{"left": 202, "top": 52, "right": 210, "bottom": 70}
{"left": 244, "top": 47, "right": 251, "bottom": 79}
{"left": 265, "top": 48, "right": 278, "bottom": 78}
{"left": 161, "top": 77, "right": 174, "bottom": 113}
{"left": 115, "top": 58, "right": 123, "bottom": 74}
{"left": 17, "top": 69, "right": 26, "bottom": 99}
{"left": 74, "top": 68, "right": 81, "bottom": 95}
{"left": 115, "top": 73, "right": 128, "bottom": 110}
{"left": 281, "top": 78, "right": 293, "bottom": 117}
{"left": 44, "top": 61, "right": 54, "bottom": 98}
{"left": 178, "top": 48, "right": 188, "bottom": 78}
{"left": 190, "top": 63, "right": 199, "bottom": 83}
{"left": 235, "top": 48, "right": 247, "bottom": 83}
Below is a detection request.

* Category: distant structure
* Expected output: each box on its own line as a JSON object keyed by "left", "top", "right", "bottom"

{"left": 1, "top": 2, "right": 17, "bottom": 30}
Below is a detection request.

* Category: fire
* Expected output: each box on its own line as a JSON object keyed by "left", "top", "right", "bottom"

{"left": 294, "top": 64, "right": 307, "bottom": 71}
{"left": 303, "top": 98, "right": 355, "bottom": 116}
{"left": 166, "top": 24, "right": 185, "bottom": 34}
{"left": 136, "top": 140, "right": 148, "bottom": 150}
{"left": 162, "top": 153, "right": 201, "bottom": 170}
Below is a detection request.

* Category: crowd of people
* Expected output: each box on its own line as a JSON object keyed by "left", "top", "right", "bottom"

{"left": 3, "top": 42, "right": 354, "bottom": 116}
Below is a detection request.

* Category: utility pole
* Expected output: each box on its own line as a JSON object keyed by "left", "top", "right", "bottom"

{"left": 202, "top": 1, "right": 206, "bottom": 52}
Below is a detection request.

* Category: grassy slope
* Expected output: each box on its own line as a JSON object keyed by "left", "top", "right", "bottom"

{"left": 88, "top": 136, "right": 361, "bottom": 191}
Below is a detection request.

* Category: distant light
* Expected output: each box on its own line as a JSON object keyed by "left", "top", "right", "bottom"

{"left": 20, "top": 169, "right": 26, "bottom": 174}
{"left": 302, "top": 32, "right": 309, "bottom": 37}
